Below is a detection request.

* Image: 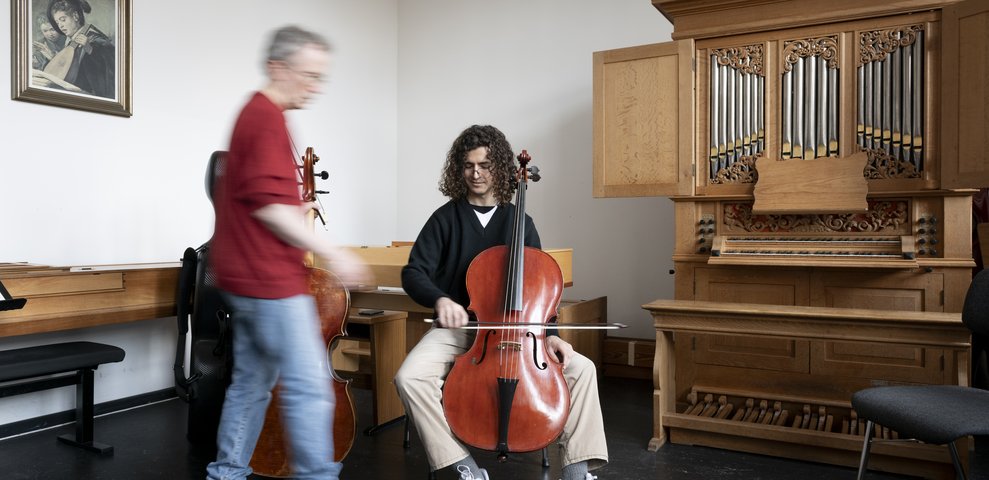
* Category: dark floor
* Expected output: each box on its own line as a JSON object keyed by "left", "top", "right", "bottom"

{"left": 0, "top": 376, "right": 985, "bottom": 479}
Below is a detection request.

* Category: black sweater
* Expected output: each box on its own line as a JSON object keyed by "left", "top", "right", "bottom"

{"left": 402, "top": 199, "right": 552, "bottom": 324}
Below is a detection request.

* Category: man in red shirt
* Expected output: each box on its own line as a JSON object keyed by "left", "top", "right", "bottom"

{"left": 207, "top": 26, "right": 368, "bottom": 480}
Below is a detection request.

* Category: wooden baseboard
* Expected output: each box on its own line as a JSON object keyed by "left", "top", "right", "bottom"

{"left": 0, "top": 387, "right": 176, "bottom": 439}
{"left": 603, "top": 337, "right": 654, "bottom": 379}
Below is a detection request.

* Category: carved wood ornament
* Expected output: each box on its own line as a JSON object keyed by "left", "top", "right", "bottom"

{"left": 723, "top": 200, "right": 909, "bottom": 233}
{"left": 782, "top": 36, "right": 839, "bottom": 73}
{"left": 859, "top": 25, "right": 924, "bottom": 65}
{"left": 712, "top": 45, "right": 765, "bottom": 76}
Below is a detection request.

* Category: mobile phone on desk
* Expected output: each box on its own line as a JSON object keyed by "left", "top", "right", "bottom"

{"left": 358, "top": 309, "right": 384, "bottom": 316}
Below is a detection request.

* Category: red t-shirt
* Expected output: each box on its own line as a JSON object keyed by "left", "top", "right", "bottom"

{"left": 211, "top": 92, "right": 308, "bottom": 298}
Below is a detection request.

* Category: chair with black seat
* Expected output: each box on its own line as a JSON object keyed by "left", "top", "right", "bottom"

{"left": 852, "top": 268, "right": 989, "bottom": 480}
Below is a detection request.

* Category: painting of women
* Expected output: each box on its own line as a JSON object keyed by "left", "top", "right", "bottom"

{"left": 31, "top": 0, "right": 115, "bottom": 99}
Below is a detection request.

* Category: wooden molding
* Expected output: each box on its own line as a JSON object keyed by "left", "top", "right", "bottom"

{"left": 653, "top": 0, "right": 961, "bottom": 40}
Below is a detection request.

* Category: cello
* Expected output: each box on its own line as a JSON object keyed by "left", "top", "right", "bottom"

{"left": 442, "top": 150, "right": 569, "bottom": 460}
{"left": 249, "top": 147, "right": 357, "bottom": 476}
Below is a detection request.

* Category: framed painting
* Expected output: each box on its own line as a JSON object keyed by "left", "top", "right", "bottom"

{"left": 11, "top": 0, "right": 132, "bottom": 117}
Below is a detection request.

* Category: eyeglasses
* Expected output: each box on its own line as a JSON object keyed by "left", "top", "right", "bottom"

{"left": 463, "top": 163, "right": 492, "bottom": 175}
{"left": 284, "top": 64, "right": 326, "bottom": 84}
{"left": 294, "top": 69, "right": 326, "bottom": 84}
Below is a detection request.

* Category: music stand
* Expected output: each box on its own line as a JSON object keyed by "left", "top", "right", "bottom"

{"left": 0, "top": 279, "right": 26, "bottom": 311}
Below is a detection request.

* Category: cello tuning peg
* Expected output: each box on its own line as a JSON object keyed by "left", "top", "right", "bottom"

{"left": 527, "top": 165, "right": 541, "bottom": 182}
{"left": 316, "top": 190, "right": 329, "bottom": 195}
{"left": 317, "top": 170, "right": 329, "bottom": 180}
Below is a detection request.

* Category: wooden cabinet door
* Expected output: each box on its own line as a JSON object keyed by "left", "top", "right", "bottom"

{"left": 811, "top": 270, "right": 942, "bottom": 311}
{"left": 593, "top": 40, "right": 695, "bottom": 197}
{"left": 941, "top": 0, "right": 989, "bottom": 189}
{"left": 693, "top": 266, "right": 810, "bottom": 306}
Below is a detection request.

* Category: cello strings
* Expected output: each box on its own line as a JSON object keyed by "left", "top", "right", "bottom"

{"left": 507, "top": 166, "right": 525, "bottom": 378}
{"left": 508, "top": 160, "right": 527, "bottom": 381}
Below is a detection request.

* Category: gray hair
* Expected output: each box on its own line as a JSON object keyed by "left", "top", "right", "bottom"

{"left": 266, "top": 26, "right": 331, "bottom": 65}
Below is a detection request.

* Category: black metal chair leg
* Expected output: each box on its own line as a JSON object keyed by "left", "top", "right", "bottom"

{"left": 404, "top": 415, "right": 411, "bottom": 449}
{"left": 948, "top": 441, "right": 968, "bottom": 480}
{"left": 542, "top": 446, "right": 550, "bottom": 468}
{"left": 855, "top": 420, "right": 875, "bottom": 480}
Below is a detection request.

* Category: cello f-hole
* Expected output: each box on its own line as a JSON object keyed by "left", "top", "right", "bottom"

{"left": 526, "top": 331, "right": 548, "bottom": 370}
{"left": 472, "top": 329, "right": 497, "bottom": 365}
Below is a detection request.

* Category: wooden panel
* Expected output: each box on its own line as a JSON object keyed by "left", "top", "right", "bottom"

{"left": 810, "top": 341, "right": 944, "bottom": 384}
{"left": 941, "top": 0, "right": 989, "bottom": 189}
{"left": 2, "top": 271, "right": 123, "bottom": 297}
{"left": 342, "top": 246, "right": 411, "bottom": 288}
{"left": 546, "top": 249, "right": 574, "bottom": 287}
{"left": 694, "top": 266, "right": 809, "bottom": 305}
{"left": 593, "top": 40, "right": 694, "bottom": 197}
{"left": 693, "top": 335, "right": 809, "bottom": 373}
{"left": 811, "top": 270, "right": 941, "bottom": 311}
{"left": 752, "top": 153, "right": 869, "bottom": 214}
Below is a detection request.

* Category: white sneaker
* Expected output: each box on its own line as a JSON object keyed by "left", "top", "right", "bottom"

{"left": 458, "top": 465, "right": 490, "bottom": 480}
{"left": 559, "top": 475, "right": 597, "bottom": 480}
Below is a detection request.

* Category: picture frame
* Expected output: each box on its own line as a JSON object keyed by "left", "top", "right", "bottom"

{"left": 11, "top": 0, "right": 132, "bottom": 117}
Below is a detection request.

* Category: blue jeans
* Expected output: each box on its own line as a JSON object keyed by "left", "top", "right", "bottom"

{"left": 206, "top": 293, "right": 341, "bottom": 480}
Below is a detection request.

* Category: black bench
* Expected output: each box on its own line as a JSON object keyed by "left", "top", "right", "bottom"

{"left": 0, "top": 341, "right": 125, "bottom": 455}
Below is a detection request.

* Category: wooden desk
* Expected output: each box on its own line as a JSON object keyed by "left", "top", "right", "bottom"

{"left": 350, "top": 290, "right": 431, "bottom": 352}
{"left": 336, "top": 309, "right": 408, "bottom": 427}
{"left": 0, "top": 264, "right": 179, "bottom": 338}
{"left": 643, "top": 299, "right": 970, "bottom": 479}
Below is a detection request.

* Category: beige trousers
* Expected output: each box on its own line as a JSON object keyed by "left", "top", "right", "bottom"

{"left": 393, "top": 327, "right": 609, "bottom": 472}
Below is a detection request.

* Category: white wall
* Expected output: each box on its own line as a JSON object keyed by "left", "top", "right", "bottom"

{"left": 0, "top": 0, "right": 674, "bottom": 426}
{"left": 396, "top": 0, "right": 674, "bottom": 339}
{"left": 1, "top": 0, "right": 398, "bottom": 266}
{"left": 0, "top": 0, "right": 398, "bottom": 425}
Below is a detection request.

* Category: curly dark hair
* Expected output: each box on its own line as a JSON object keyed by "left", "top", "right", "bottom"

{"left": 439, "top": 125, "right": 517, "bottom": 204}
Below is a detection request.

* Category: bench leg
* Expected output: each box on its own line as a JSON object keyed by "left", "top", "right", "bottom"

{"left": 56, "top": 368, "right": 113, "bottom": 456}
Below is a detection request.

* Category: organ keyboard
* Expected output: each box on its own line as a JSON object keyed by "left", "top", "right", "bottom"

{"left": 709, "top": 235, "right": 917, "bottom": 268}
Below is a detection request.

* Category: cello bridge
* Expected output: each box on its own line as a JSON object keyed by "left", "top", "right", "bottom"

{"left": 496, "top": 341, "right": 523, "bottom": 352}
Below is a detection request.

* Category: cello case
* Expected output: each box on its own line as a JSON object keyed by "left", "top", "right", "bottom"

{"left": 173, "top": 151, "right": 233, "bottom": 447}
{"left": 174, "top": 243, "right": 232, "bottom": 446}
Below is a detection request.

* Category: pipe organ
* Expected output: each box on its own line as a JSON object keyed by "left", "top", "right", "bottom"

{"left": 594, "top": 0, "right": 988, "bottom": 478}
{"left": 781, "top": 36, "right": 839, "bottom": 160}
{"left": 708, "top": 46, "right": 765, "bottom": 182}
{"left": 858, "top": 26, "right": 925, "bottom": 176}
